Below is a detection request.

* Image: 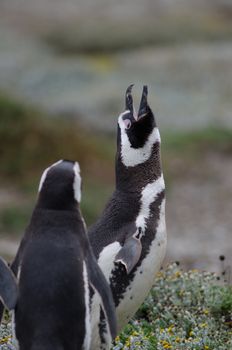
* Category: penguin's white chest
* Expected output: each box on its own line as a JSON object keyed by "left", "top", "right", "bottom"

{"left": 96, "top": 198, "right": 166, "bottom": 332}
{"left": 116, "top": 199, "right": 166, "bottom": 329}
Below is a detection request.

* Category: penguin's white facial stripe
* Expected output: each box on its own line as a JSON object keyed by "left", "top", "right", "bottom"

{"left": 118, "top": 118, "right": 160, "bottom": 167}
{"left": 38, "top": 160, "right": 63, "bottom": 192}
{"left": 136, "top": 175, "right": 165, "bottom": 231}
{"left": 83, "top": 261, "right": 91, "bottom": 350}
{"left": 73, "top": 162, "right": 81, "bottom": 203}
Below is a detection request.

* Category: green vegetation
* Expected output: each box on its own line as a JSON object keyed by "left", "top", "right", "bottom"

{"left": 112, "top": 263, "right": 232, "bottom": 350}
{"left": 1, "top": 264, "right": 231, "bottom": 349}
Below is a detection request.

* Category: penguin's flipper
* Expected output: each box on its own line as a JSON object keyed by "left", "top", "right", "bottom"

{"left": 115, "top": 237, "right": 142, "bottom": 274}
{"left": 0, "top": 257, "right": 18, "bottom": 310}
{"left": 86, "top": 251, "right": 117, "bottom": 339}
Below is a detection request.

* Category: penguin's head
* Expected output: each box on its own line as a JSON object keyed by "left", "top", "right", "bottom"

{"left": 37, "top": 160, "right": 82, "bottom": 210}
{"left": 117, "top": 85, "right": 161, "bottom": 169}
{"left": 117, "top": 85, "right": 157, "bottom": 150}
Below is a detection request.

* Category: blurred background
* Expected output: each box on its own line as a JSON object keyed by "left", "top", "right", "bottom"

{"left": 0, "top": 0, "right": 231, "bottom": 273}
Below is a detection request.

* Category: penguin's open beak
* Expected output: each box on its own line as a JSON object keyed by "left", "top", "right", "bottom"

{"left": 122, "top": 85, "right": 150, "bottom": 128}
{"left": 122, "top": 84, "right": 152, "bottom": 129}
{"left": 138, "top": 85, "right": 148, "bottom": 120}
{"left": 125, "top": 84, "right": 135, "bottom": 118}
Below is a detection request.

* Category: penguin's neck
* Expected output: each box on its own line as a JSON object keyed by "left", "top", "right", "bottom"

{"left": 115, "top": 143, "right": 162, "bottom": 195}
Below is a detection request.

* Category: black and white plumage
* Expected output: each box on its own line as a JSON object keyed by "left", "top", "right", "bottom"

{"left": 0, "top": 256, "right": 17, "bottom": 313}
{"left": 88, "top": 85, "right": 167, "bottom": 338}
{"left": 0, "top": 160, "right": 116, "bottom": 350}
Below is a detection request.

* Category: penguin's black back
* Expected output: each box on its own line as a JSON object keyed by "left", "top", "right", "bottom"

{"left": 15, "top": 210, "right": 88, "bottom": 350}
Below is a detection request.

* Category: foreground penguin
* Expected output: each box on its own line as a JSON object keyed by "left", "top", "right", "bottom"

{"left": 89, "top": 85, "right": 167, "bottom": 339}
{"left": 0, "top": 160, "right": 117, "bottom": 350}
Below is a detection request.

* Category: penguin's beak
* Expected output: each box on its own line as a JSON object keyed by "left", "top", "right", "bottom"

{"left": 121, "top": 84, "right": 136, "bottom": 129}
{"left": 121, "top": 85, "right": 154, "bottom": 129}
{"left": 138, "top": 85, "right": 148, "bottom": 120}
{"left": 125, "top": 84, "right": 135, "bottom": 118}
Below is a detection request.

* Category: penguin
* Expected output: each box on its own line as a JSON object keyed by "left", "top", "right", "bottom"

{"left": 0, "top": 160, "right": 117, "bottom": 350}
{"left": 88, "top": 85, "right": 167, "bottom": 340}
{"left": 0, "top": 256, "right": 18, "bottom": 318}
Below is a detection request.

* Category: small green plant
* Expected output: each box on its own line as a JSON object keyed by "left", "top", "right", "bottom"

{"left": 208, "top": 285, "right": 232, "bottom": 317}
{"left": 113, "top": 263, "right": 232, "bottom": 350}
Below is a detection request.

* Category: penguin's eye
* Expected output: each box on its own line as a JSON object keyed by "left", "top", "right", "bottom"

{"left": 123, "top": 119, "right": 131, "bottom": 129}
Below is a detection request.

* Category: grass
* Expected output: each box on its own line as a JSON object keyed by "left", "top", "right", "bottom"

{"left": 0, "top": 263, "right": 231, "bottom": 350}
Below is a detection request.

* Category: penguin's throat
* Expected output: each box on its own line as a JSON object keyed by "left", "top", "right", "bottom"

{"left": 119, "top": 126, "right": 160, "bottom": 167}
